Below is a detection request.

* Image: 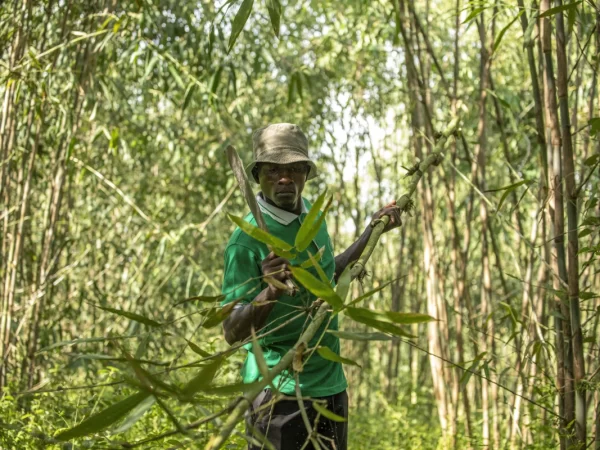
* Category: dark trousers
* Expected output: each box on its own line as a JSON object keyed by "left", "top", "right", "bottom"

{"left": 246, "top": 389, "right": 348, "bottom": 450}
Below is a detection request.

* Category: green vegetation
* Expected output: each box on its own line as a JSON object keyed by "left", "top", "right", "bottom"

{"left": 0, "top": 0, "right": 599, "bottom": 449}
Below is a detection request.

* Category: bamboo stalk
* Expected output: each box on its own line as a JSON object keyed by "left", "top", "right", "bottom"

{"left": 540, "top": 0, "right": 575, "bottom": 445}
{"left": 554, "top": 2, "right": 586, "bottom": 444}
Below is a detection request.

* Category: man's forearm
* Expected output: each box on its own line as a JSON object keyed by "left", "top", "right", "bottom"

{"left": 334, "top": 225, "right": 373, "bottom": 281}
{"left": 222, "top": 288, "right": 278, "bottom": 345}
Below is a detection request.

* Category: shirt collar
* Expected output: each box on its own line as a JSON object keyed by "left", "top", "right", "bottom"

{"left": 256, "top": 193, "right": 308, "bottom": 226}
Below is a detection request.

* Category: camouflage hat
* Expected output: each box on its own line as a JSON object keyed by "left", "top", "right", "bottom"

{"left": 246, "top": 123, "right": 318, "bottom": 183}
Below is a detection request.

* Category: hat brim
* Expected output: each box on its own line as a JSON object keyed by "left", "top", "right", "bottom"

{"left": 245, "top": 149, "right": 318, "bottom": 183}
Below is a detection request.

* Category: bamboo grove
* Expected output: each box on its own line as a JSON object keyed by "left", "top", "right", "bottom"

{"left": 0, "top": 0, "right": 599, "bottom": 449}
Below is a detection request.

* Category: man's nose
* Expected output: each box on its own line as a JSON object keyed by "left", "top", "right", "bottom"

{"left": 277, "top": 170, "right": 294, "bottom": 184}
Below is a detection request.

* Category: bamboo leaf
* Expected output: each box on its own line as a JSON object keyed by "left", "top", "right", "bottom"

{"left": 463, "top": 7, "right": 485, "bottom": 24}
{"left": 181, "top": 358, "right": 223, "bottom": 396}
{"left": 312, "top": 402, "right": 347, "bottom": 422}
{"left": 228, "top": 214, "right": 293, "bottom": 252}
{"left": 304, "top": 250, "right": 329, "bottom": 283}
{"left": 335, "top": 265, "right": 352, "bottom": 303}
{"left": 493, "top": 10, "right": 524, "bottom": 53}
{"left": 264, "top": 276, "right": 289, "bottom": 291}
{"left": 185, "top": 340, "right": 211, "bottom": 358}
{"left": 111, "top": 395, "right": 156, "bottom": 434}
{"left": 296, "top": 196, "right": 333, "bottom": 252}
{"left": 539, "top": 1, "right": 581, "bottom": 18}
{"left": 345, "top": 307, "right": 435, "bottom": 325}
{"left": 326, "top": 330, "right": 393, "bottom": 341}
{"left": 37, "top": 335, "right": 139, "bottom": 353}
{"left": 295, "top": 191, "right": 328, "bottom": 251}
{"left": 523, "top": 11, "right": 539, "bottom": 48}
{"left": 583, "top": 153, "right": 599, "bottom": 166}
{"left": 459, "top": 352, "right": 487, "bottom": 386}
{"left": 167, "top": 65, "right": 185, "bottom": 90}
{"left": 266, "top": 0, "right": 282, "bottom": 38}
{"left": 97, "top": 306, "right": 161, "bottom": 327}
{"left": 228, "top": 0, "right": 254, "bottom": 53}
{"left": 347, "top": 280, "right": 394, "bottom": 307}
{"left": 56, "top": 392, "right": 151, "bottom": 440}
{"left": 299, "top": 247, "right": 325, "bottom": 269}
{"left": 182, "top": 83, "right": 196, "bottom": 111}
{"left": 289, "top": 267, "right": 343, "bottom": 310}
{"left": 202, "top": 300, "right": 240, "bottom": 328}
{"left": 344, "top": 308, "right": 415, "bottom": 338}
{"left": 317, "top": 346, "right": 361, "bottom": 368}
{"left": 175, "top": 294, "right": 225, "bottom": 306}
{"left": 486, "top": 179, "right": 532, "bottom": 213}
{"left": 210, "top": 66, "right": 223, "bottom": 95}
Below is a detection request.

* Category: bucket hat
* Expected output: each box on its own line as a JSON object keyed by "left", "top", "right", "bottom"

{"left": 246, "top": 123, "right": 318, "bottom": 183}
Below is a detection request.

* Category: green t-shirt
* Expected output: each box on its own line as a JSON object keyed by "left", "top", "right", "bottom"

{"left": 221, "top": 196, "right": 347, "bottom": 397}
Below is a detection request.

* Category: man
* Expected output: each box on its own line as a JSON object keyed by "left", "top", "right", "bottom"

{"left": 221, "top": 123, "right": 401, "bottom": 450}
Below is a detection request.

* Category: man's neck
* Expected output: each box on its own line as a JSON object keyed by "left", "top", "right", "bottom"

{"left": 260, "top": 192, "right": 302, "bottom": 215}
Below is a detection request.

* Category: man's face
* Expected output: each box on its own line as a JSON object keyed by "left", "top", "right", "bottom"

{"left": 257, "top": 162, "right": 309, "bottom": 212}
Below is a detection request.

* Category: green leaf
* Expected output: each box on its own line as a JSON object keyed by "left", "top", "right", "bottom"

{"left": 335, "top": 265, "right": 352, "bottom": 303}
{"left": 185, "top": 340, "right": 211, "bottom": 358}
{"left": 567, "top": 2, "right": 577, "bottom": 35}
{"left": 347, "top": 280, "right": 394, "bottom": 307}
{"left": 228, "top": 214, "right": 293, "bottom": 253}
{"left": 228, "top": 0, "right": 254, "bottom": 53}
{"left": 493, "top": 10, "right": 524, "bottom": 54}
{"left": 167, "top": 65, "right": 185, "bottom": 90}
{"left": 299, "top": 247, "right": 325, "bottom": 269}
{"left": 97, "top": 306, "right": 161, "bottom": 327}
{"left": 463, "top": 7, "right": 485, "bottom": 24}
{"left": 175, "top": 294, "right": 224, "bottom": 306}
{"left": 182, "top": 83, "right": 196, "bottom": 112}
{"left": 312, "top": 401, "right": 347, "bottom": 422}
{"left": 345, "top": 307, "right": 435, "bottom": 325}
{"left": 539, "top": 1, "right": 581, "bottom": 18}
{"left": 584, "top": 153, "right": 599, "bottom": 166}
{"left": 290, "top": 267, "right": 343, "bottom": 310}
{"left": 266, "top": 0, "right": 282, "bottom": 38}
{"left": 589, "top": 118, "right": 600, "bottom": 137}
{"left": 578, "top": 228, "right": 592, "bottom": 238}
{"left": 459, "top": 352, "right": 486, "bottom": 386}
{"left": 56, "top": 392, "right": 151, "bottom": 440}
{"left": 580, "top": 292, "right": 599, "bottom": 300}
{"left": 326, "top": 330, "right": 393, "bottom": 341}
{"left": 210, "top": 66, "right": 223, "bottom": 95}
{"left": 523, "top": 11, "right": 539, "bottom": 48}
{"left": 37, "top": 335, "right": 139, "bottom": 353}
{"left": 304, "top": 250, "right": 329, "bottom": 283}
{"left": 295, "top": 191, "right": 328, "bottom": 251}
{"left": 202, "top": 300, "right": 240, "bottom": 328}
{"left": 345, "top": 308, "right": 415, "bottom": 338}
{"left": 111, "top": 395, "right": 156, "bottom": 434}
{"left": 181, "top": 358, "right": 223, "bottom": 397}
{"left": 317, "top": 346, "right": 361, "bottom": 368}
{"left": 486, "top": 179, "right": 532, "bottom": 213}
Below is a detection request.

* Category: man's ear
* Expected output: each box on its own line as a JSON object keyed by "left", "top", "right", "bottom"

{"left": 252, "top": 165, "right": 260, "bottom": 183}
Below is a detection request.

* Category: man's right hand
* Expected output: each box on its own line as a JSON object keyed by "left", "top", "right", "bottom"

{"left": 261, "top": 251, "right": 292, "bottom": 298}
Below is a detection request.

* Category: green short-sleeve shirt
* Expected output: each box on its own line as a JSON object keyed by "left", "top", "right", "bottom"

{"left": 221, "top": 196, "right": 347, "bottom": 397}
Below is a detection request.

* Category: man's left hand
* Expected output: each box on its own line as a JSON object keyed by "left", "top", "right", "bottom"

{"left": 371, "top": 200, "right": 402, "bottom": 233}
